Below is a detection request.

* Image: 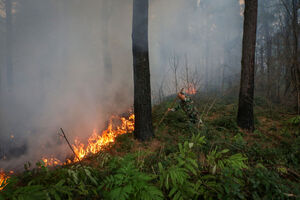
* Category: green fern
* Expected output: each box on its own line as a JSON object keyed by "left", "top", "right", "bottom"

{"left": 207, "top": 147, "right": 248, "bottom": 174}
{"left": 158, "top": 162, "right": 197, "bottom": 200}
{"left": 158, "top": 139, "right": 201, "bottom": 200}
{"left": 100, "top": 156, "right": 163, "bottom": 200}
{"left": 287, "top": 116, "right": 300, "bottom": 125}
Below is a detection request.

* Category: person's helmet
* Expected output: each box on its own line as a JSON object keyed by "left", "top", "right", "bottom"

{"left": 177, "top": 91, "right": 186, "bottom": 101}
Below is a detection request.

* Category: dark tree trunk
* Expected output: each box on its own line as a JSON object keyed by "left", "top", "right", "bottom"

{"left": 284, "top": 10, "right": 291, "bottom": 96}
{"left": 101, "top": 0, "right": 113, "bottom": 82}
{"left": 237, "top": 0, "right": 258, "bottom": 132}
{"left": 261, "top": 2, "right": 272, "bottom": 99}
{"left": 266, "top": 37, "right": 272, "bottom": 99}
{"left": 5, "top": 0, "right": 13, "bottom": 90}
{"left": 291, "top": 0, "right": 299, "bottom": 114}
{"left": 132, "top": 0, "right": 154, "bottom": 141}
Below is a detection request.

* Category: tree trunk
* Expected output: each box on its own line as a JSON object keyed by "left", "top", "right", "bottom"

{"left": 205, "top": 40, "right": 209, "bottom": 92}
{"left": 291, "top": 0, "right": 299, "bottom": 114}
{"left": 283, "top": 10, "right": 291, "bottom": 96}
{"left": 5, "top": 0, "right": 13, "bottom": 90}
{"left": 132, "top": 0, "right": 154, "bottom": 141}
{"left": 221, "top": 65, "right": 225, "bottom": 95}
{"left": 261, "top": 1, "right": 272, "bottom": 100}
{"left": 266, "top": 37, "right": 272, "bottom": 99}
{"left": 101, "top": 0, "right": 113, "bottom": 83}
{"left": 237, "top": 0, "right": 258, "bottom": 132}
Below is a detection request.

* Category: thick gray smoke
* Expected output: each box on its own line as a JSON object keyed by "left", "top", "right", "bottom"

{"left": 0, "top": 0, "right": 243, "bottom": 170}
{"left": 150, "top": 0, "right": 243, "bottom": 99}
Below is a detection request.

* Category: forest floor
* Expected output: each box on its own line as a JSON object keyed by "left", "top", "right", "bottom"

{"left": 1, "top": 95, "right": 299, "bottom": 200}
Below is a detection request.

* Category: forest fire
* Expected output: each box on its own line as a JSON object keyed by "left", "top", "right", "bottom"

{"left": 0, "top": 113, "right": 135, "bottom": 191}
{"left": 42, "top": 157, "right": 63, "bottom": 166}
{"left": 43, "top": 113, "right": 135, "bottom": 165}
{"left": 0, "top": 170, "right": 9, "bottom": 191}
{"left": 186, "top": 83, "right": 197, "bottom": 95}
{"left": 72, "top": 114, "right": 135, "bottom": 162}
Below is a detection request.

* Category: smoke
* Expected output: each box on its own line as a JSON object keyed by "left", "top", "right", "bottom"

{"left": 0, "top": 0, "right": 244, "bottom": 170}
{"left": 0, "top": 0, "right": 133, "bottom": 170}
{"left": 149, "top": 0, "right": 243, "bottom": 99}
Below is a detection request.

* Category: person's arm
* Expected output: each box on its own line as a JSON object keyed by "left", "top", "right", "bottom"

{"left": 169, "top": 104, "right": 180, "bottom": 112}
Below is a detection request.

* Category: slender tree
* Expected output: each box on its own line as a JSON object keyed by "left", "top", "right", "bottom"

{"left": 101, "top": 0, "right": 113, "bottom": 83}
{"left": 291, "top": 0, "right": 299, "bottom": 114}
{"left": 237, "top": 0, "right": 258, "bottom": 132}
{"left": 5, "top": 0, "right": 13, "bottom": 90}
{"left": 132, "top": 0, "right": 154, "bottom": 141}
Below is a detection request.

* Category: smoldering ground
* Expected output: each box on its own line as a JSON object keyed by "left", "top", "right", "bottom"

{"left": 0, "top": 0, "right": 244, "bottom": 170}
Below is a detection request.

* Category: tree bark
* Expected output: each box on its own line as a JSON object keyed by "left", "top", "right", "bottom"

{"left": 237, "top": 0, "right": 258, "bottom": 132}
{"left": 261, "top": 2, "right": 272, "bottom": 99}
{"left": 291, "top": 0, "right": 299, "bottom": 114}
{"left": 5, "top": 0, "right": 13, "bottom": 90}
{"left": 101, "top": 0, "right": 113, "bottom": 83}
{"left": 266, "top": 37, "right": 272, "bottom": 99}
{"left": 132, "top": 0, "right": 154, "bottom": 141}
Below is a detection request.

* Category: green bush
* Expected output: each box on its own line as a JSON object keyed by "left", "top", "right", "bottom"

{"left": 100, "top": 155, "right": 163, "bottom": 200}
{"left": 246, "top": 168, "right": 293, "bottom": 199}
{"left": 211, "top": 115, "right": 238, "bottom": 132}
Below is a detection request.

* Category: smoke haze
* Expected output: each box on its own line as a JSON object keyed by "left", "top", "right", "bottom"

{"left": 0, "top": 0, "right": 244, "bottom": 170}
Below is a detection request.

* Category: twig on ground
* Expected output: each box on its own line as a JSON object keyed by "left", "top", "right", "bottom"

{"left": 59, "top": 128, "right": 85, "bottom": 169}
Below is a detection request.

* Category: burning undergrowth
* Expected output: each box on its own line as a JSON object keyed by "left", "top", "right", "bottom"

{"left": 42, "top": 112, "right": 135, "bottom": 166}
{"left": 0, "top": 112, "right": 135, "bottom": 190}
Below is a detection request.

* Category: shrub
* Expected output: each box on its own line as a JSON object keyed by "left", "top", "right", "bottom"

{"left": 211, "top": 115, "right": 238, "bottom": 132}
{"left": 100, "top": 155, "right": 163, "bottom": 200}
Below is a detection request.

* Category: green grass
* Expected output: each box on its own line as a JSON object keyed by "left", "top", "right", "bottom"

{"left": 1, "top": 97, "right": 299, "bottom": 200}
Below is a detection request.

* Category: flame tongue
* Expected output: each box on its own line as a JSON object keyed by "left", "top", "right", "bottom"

{"left": 0, "top": 113, "right": 135, "bottom": 191}
{"left": 186, "top": 83, "right": 196, "bottom": 95}
{"left": 41, "top": 113, "right": 135, "bottom": 165}
{"left": 0, "top": 170, "right": 9, "bottom": 191}
{"left": 73, "top": 114, "right": 135, "bottom": 161}
{"left": 42, "top": 157, "right": 63, "bottom": 166}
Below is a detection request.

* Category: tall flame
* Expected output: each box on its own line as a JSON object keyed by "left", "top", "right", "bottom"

{"left": 42, "top": 113, "right": 135, "bottom": 165}
{"left": 0, "top": 113, "right": 135, "bottom": 191}
{"left": 73, "top": 114, "right": 135, "bottom": 161}
{"left": 0, "top": 170, "right": 9, "bottom": 191}
{"left": 186, "top": 83, "right": 196, "bottom": 95}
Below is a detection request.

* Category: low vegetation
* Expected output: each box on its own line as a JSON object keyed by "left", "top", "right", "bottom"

{"left": 0, "top": 96, "right": 299, "bottom": 200}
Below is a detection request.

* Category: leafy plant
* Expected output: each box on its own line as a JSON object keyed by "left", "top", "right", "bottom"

{"left": 287, "top": 116, "right": 300, "bottom": 126}
{"left": 211, "top": 115, "right": 238, "bottom": 132}
{"left": 158, "top": 141, "right": 199, "bottom": 200}
{"left": 100, "top": 156, "right": 163, "bottom": 200}
{"left": 207, "top": 147, "right": 248, "bottom": 175}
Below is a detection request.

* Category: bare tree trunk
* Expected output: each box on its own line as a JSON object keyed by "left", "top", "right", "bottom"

{"left": 237, "top": 0, "right": 258, "bottom": 132}
{"left": 184, "top": 54, "right": 190, "bottom": 90}
{"left": 174, "top": 55, "right": 178, "bottom": 93}
{"left": 5, "top": 0, "right": 13, "bottom": 90}
{"left": 101, "top": 0, "right": 113, "bottom": 83}
{"left": 276, "top": 36, "right": 281, "bottom": 102}
{"left": 221, "top": 65, "right": 225, "bottom": 95}
{"left": 169, "top": 53, "right": 179, "bottom": 93}
{"left": 205, "top": 40, "right": 209, "bottom": 92}
{"left": 284, "top": 10, "right": 291, "bottom": 96}
{"left": 266, "top": 38, "right": 272, "bottom": 99}
{"left": 291, "top": 0, "right": 299, "bottom": 114}
{"left": 132, "top": 0, "right": 154, "bottom": 141}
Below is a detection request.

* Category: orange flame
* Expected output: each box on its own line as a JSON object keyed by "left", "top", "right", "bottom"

{"left": 42, "top": 113, "right": 135, "bottom": 166}
{"left": 186, "top": 83, "right": 196, "bottom": 95}
{"left": 73, "top": 114, "right": 135, "bottom": 162}
{"left": 0, "top": 113, "right": 135, "bottom": 191}
{"left": 0, "top": 170, "right": 9, "bottom": 191}
{"left": 42, "top": 157, "right": 63, "bottom": 166}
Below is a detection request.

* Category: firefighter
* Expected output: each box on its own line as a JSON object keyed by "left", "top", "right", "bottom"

{"left": 168, "top": 91, "right": 203, "bottom": 126}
